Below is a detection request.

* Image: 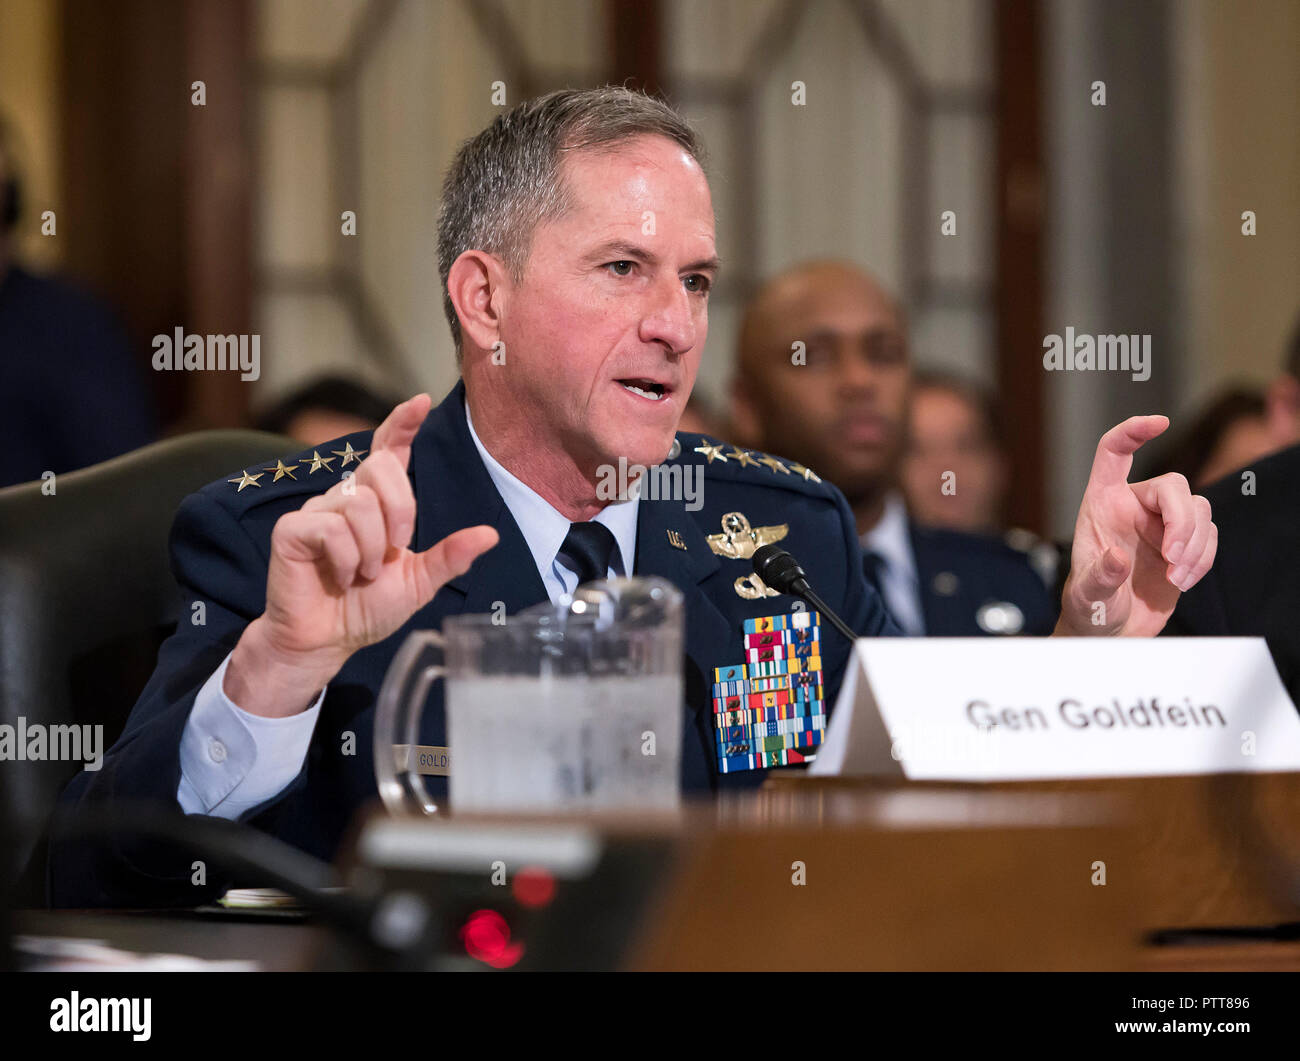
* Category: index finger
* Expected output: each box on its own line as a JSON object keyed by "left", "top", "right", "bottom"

{"left": 1088, "top": 414, "right": 1170, "bottom": 488}
{"left": 370, "top": 393, "right": 433, "bottom": 469}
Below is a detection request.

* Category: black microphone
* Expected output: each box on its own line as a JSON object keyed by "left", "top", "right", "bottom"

{"left": 752, "top": 544, "right": 859, "bottom": 642}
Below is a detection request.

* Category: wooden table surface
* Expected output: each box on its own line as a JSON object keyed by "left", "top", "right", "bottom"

{"left": 17, "top": 773, "right": 1300, "bottom": 970}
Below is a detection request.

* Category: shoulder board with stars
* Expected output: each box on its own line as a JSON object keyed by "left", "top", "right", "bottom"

{"left": 221, "top": 432, "right": 375, "bottom": 502}
{"left": 666, "top": 432, "right": 831, "bottom": 499}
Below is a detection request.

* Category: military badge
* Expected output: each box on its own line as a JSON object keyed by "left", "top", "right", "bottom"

{"left": 705, "top": 511, "right": 788, "bottom": 560}
{"left": 705, "top": 512, "right": 789, "bottom": 599}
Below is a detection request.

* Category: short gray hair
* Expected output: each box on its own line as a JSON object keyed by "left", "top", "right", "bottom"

{"left": 436, "top": 86, "right": 705, "bottom": 356}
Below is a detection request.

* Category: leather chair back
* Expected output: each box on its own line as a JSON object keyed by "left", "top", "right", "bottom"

{"left": 0, "top": 430, "right": 298, "bottom": 896}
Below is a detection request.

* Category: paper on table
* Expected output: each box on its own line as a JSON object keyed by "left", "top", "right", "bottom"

{"left": 15, "top": 935, "right": 259, "bottom": 972}
{"left": 218, "top": 887, "right": 300, "bottom": 909}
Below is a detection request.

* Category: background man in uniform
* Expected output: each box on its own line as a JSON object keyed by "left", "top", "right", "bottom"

{"left": 50, "top": 90, "right": 1216, "bottom": 907}
{"left": 729, "top": 261, "right": 1060, "bottom": 636}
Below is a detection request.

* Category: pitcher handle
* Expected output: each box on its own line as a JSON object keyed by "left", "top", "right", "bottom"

{"left": 373, "top": 630, "right": 446, "bottom": 816}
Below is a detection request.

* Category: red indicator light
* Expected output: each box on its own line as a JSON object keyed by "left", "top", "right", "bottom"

{"left": 512, "top": 866, "right": 557, "bottom": 909}
{"left": 460, "top": 909, "right": 524, "bottom": 969}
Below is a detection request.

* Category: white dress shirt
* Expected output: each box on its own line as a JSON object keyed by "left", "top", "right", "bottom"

{"left": 176, "top": 399, "right": 641, "bottom": 818}
{"left": 464, "top": 403, "right": 639, "bottom": 601}
{"left": 861, "top": 492, "right": 926, "bottom": 637}
{"left": 177, "top": 653, "right": 324, "bottom": 818}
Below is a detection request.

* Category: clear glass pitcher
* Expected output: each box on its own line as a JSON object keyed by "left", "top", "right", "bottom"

{"left": 374, "top": 577, "right": 684, "bottom": 816}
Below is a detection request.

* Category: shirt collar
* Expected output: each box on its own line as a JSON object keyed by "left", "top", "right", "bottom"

{"left": 862, "top": 491, "right": 917, "bottom": 584}
{"left": 464, "top": 401, "right": 640, "bottom": 581}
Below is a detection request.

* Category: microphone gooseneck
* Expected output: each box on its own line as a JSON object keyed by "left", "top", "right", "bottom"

{"left": 752, "top": 544, "right": 859, "bottom": 642}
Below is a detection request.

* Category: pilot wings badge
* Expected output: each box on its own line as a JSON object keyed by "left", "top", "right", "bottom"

{"left": 706, "top": 512, "right": 789, "bottom": 600}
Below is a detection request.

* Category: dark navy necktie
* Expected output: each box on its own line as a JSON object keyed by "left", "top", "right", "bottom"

{"left": 863, "top": 549, "right": 887, "bottom": 598}
{"left": 558, "top": 520, "right": 619, "bottom": 587}
{"left": 863, "top": 549, "right": 902, "bottom": 628}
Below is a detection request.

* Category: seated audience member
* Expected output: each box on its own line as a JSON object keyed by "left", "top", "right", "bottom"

{"left": 255, "top": 375, "right": 398, "bottom": 448}
{"left": 0, "top": 114, "right": 156, "bottom": 487}
{"left": 1169, "top": 334, "right": 1300, "bottom": 701}
{"left": 903, "top": 371, "right": 1008, "bottom": 534}
{"left": 729, "top": 261, "right": 1057, "bottom": 636}
{"left": 1263, "top": 314, "right": 1300, "bottom": 452}
{"left": 1142, "top": 387, "right": 1273, "bottom": 489}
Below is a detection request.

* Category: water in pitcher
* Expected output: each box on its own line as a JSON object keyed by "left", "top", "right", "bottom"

{"left": 374, "top": 576, "right": 685, "bottom": 817}
{"left": 448, "top": 673, "right": 682, "bottom": 812}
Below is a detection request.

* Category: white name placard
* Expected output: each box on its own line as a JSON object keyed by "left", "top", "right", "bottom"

{"left": 811, "top": 637, "right": 1300, "bottom": 781}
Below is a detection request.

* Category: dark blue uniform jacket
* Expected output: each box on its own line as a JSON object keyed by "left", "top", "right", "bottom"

{"left": 49, "top": 383, "right": 896, "bottom": 906}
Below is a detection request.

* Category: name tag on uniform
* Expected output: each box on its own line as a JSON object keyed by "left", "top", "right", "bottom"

{"left": 812, "top": 637, "right": 1300, "bottom": 781}
{"left": 393, "top": 744, "right": 450, "bottom": 776}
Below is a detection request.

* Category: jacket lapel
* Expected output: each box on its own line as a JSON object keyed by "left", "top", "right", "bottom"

{"left": 409, "top": 381, "right": 548, "bottom": 617}
{"left": 634, "top": 494, "right": 718, "bottom": 588}
{"left": 635, "top": 495, "right": 733, "bottom": 708}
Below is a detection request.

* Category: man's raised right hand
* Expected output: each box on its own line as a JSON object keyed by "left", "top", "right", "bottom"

{"left": 224, "top": 394, "right": 498, "bottom": 717}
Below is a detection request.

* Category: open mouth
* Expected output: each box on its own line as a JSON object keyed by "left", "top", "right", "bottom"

{"left": 617, "top": 378, "right": 669, "bottom": 402}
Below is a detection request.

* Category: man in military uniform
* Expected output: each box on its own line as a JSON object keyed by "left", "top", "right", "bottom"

{"left": 730, "top": 261, "right": 1059, "bottom": 637}
{"left": 49, "top": 88, "right": 1216, "bottom": 907}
